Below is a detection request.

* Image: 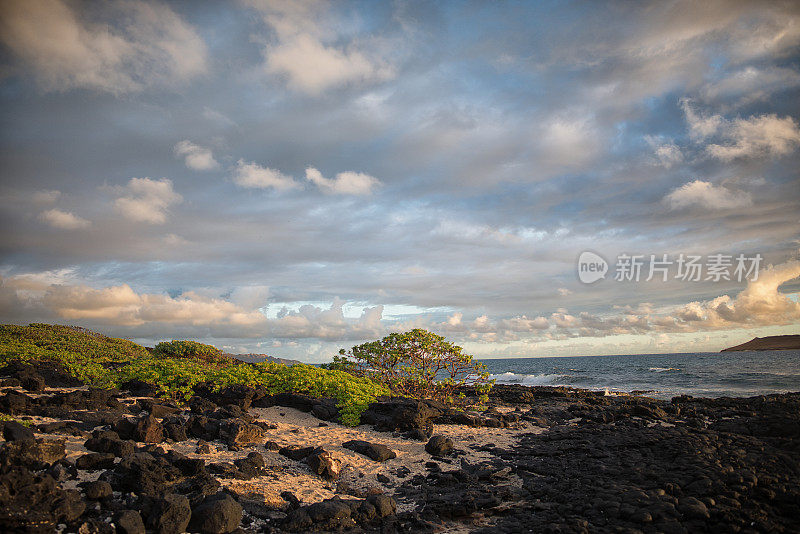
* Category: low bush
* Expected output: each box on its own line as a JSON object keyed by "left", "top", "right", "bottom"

{"left": 0, "top": 323, "right": 388, "bottom": 426}
{"left": 153, "top": 340, "right": 228, "bottom": 363}
{"left": 337, "top": 328, "right": 493, "bottom": 405}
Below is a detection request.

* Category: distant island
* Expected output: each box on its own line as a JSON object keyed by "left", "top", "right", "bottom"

{"left": 721, "top": 335, "right": 800, "bottom": 352}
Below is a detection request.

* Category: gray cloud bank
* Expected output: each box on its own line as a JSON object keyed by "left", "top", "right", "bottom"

{"left": 0, "top": 0, "right": 798, "bottom": 359}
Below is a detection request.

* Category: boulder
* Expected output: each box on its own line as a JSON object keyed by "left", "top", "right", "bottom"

{"left": 234, "top": 452, "right": 265, "bottom": 479}
{"left": 84, "top": 480, "right": 113, "bottom": 500}
{"left": 223, "top": 419, "right": 264, "bottom": 447}
{"left": 115, "top": 510, "right": 145, "bottom": 534}
{"left": 425, "top": 435, "right": 455, "bottom": 456}
{"left": 0, "top": 438, "right": 66, "bottom": 470}
{"left": 76, "top": 452, "right": 116, "bottom": 470}
{"left": 149, "top": 494, "right": 192, "bottom": 534}
{"left": 0, "top": 466, "right": 85, "bottom": 532}
{"left": 305, "top": 448, "right": 341, "bottom": 480}
{"left": 188, "top": 493, "right": 243, "bottom": 534}
{"left": 133, "top": 415, "right": 165, "bottom": 443}
{"left": 342, "top": 440, "right": 397, "bottom": 462}
{"left": 279, "top": 445, "right": 316, "bottom": 461}
{"left": 361, "top": 398, "right": 442, "bottom": 439}
{"left": 2, "top": 420, "right": 35, "bottom": 441}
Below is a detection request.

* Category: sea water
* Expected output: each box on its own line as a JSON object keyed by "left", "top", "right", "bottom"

{"left": 479, "top": 350, "right": 800, "bottom": 399}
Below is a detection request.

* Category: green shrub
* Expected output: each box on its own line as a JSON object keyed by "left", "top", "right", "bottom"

{"left": 0, "top": 323, "right": 388, "bottom": 426}
{"left": 338, "top": 328, "right": 493, "bottom": 405}
{"left": 0, "top": 323, "right": 148, "bottom": 387}
{"left": 153, "top": 340, "right": 227, "bottom": 363}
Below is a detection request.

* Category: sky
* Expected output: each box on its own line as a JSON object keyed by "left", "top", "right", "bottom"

{"left": 0, "top": 0, "right": 799, "bottom": 362}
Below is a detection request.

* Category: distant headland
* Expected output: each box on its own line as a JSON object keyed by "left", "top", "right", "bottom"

{"left": 721, "top": 335, "right": 800, "bottom": 352}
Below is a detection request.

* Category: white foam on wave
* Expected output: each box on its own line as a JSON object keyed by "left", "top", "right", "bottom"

{"left": 489, "top": 372, "right": 562, "bottom": 386}
{"left": 649, "top": 367, "right": 681, "bottom": 372}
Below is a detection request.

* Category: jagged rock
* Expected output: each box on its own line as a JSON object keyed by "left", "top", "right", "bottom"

{"left": 84, "top": 480, "right": 113, "bottom": 500}
{"left": 0, "top": 466, "right": 85, "bottom": 532}
{"left": 110, "top": 452, "right": 181, "bottom": 496}
{"left": 114, "top": 510, "right": 145, "bottom": 534}
{"left": 163, "top": 418, "right": 188, "bottom": 442}
{"left": 234, "top": 452, "right": 265, "bottom": 479}
{"left": 188, "top": 493, "right": 243, "bottom": 534}
{"left": 0, "top": 438, "right": 66, "bottom": 470}
{"left": 189, "top": 396, "right": 219, "bottom": 415}
{"left": 361, "top": 398, "right": 442, "bottom": 439}
{"left": 186, "top": 415, "right": 220, "bottom": 441}
{"left": 0, "top": 360, "right": 82, "bottom": 388}
{"left": 284, "top": 498, "right": 353, "bottom": 532}
{"left": 148, "top": 494, "right": 191, "bottom": 534}
{"left": 76, "top": 452, "right": 116, "bottom": 470}
{"left": 85, "top": 431, "right": 135, "bottom": 458}
{"left": 305, "top": 448, "right": 341, "bottom": 480}
{"left": 134, "top": 415, "right": 165, "bottom": 443}
{"left": 279, "top": 445, "right": 316, "bottom": 461}
{"left": 0, "top": 390, "right": 33, "bottom": 414}
{"left": 2, "top": 420, "right": 35, "bottom": 441}
{"left": 425, "top": 435, "right": 454, "bottom": 456}
{"left": 342, "top": 440, "right": 397, "bottom": 462}
{"left": 223, "top": 419, "right": 264, "bottom": 447}
{"left": 22, "top": 374, "right": 46, "bottom": 392}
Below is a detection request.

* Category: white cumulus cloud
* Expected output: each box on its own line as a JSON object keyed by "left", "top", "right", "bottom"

{"left": 305, "top": 167, "right": 381, "bottom": 195}
{"left": 231, "top": 160, "right": 299, "bottom": 191}
{"left": 707, "top": 114, "right": 800, "bottom": 161}
{"left": 39, "top": 208, "right": 90, "bottom": 230}
{"left": 246, "top": 0, "right": 394, "bottom": 95}
{"left": 173, "top": 140, "right": 219, "bottom": 171}
{"left": 665, "top": 180, "right": 752, "bottom": 211}
{"left": 113, "top": 177, "right": 182, "bottom": 224}
{"left": 0, "top": 0, "right": 208, "bottom": 94}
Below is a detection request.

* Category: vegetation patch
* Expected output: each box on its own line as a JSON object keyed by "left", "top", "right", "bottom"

{"left": 0, "top": 323, "right": 387, "bottom": 426}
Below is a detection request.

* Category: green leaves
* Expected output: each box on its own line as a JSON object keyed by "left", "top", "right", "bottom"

{"left": 339, "top": 328, "right": 494, "bottom": 405}
{"left": 153, "top": 340, "right": 226, "bottom": 363}
{"left": 0, "top": 324, "right": 387, "bottom": 427}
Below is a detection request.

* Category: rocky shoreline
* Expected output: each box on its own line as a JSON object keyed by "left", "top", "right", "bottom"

{"left": 1, "top": 361, "right": 798, "bottom": 533}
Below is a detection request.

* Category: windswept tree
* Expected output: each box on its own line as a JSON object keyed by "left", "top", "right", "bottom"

{"left": 338, "top": 329, "right": 493, "bottom": 404}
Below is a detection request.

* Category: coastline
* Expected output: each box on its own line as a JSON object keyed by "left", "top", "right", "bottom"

{"left": 1, "top": 361, "right": 798, "bottom": 533}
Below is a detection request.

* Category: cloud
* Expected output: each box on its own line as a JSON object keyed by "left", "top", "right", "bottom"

{"left": 113, "top": 177, "right": 182, "bottom": 224}
{"left": 231, "top": 160, "right": 299, "bottom": 191}
{"left": 681, "top": 99, "right": 800, "bottom": 160}
{"left": 246, "top": 0, "right": 393, "bottom": 95}
{"left": 38, "top": 208, "right": 91, "bottom": 230}
{"left": 0, "top": 0, "right": 207, "bottom": 94}
{"left": 706, "top": 114, "right": 800, "bottom": 161}
{"left": 644, "top": 136, "right": 683, "bottom": 168}
{"left": 670, "top": 260, "right": 800, "bottom": 330}
{"left": 536, "top": 114, "right": 601, "bottom": 170}
{"left": 173, "top": 140, "right": 219, "bottom": 171}
{"left": 664, "top": 180, "right": 752, "bottom": 211}
{"left": 0, "top": 275, "right": 387, "bottom": 341}
{"left": 699, "top": 66, "right": 800, "bottom": 107}
{"left": 32, "top": 190, "right": 61, "bottom": 205}
{"left": 305, "top": 167, "right": 381, "bottom": 195}
{"left": 680, "top": 98, "right": 723, "bottom": 140}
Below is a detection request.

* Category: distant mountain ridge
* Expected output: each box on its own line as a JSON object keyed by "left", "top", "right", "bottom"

{"left": 224, "top": 352, "right": 303, "bottom": 365}
{"left": 721, "top": 335, "right": 800, "bottom": 352}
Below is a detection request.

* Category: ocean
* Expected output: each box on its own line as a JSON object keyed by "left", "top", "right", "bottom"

{"left": 479, "top": 350, "right": 800, "bottom": 399}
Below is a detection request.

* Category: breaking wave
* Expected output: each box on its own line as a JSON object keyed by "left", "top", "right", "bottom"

{"left": 489, "top": 372, "right": 563, "bottom": 386}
